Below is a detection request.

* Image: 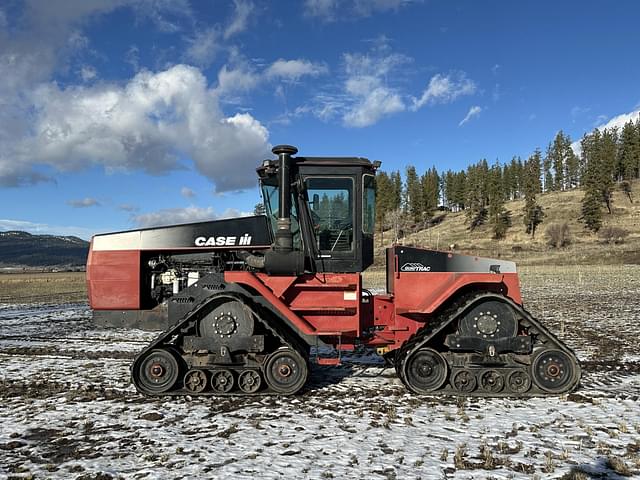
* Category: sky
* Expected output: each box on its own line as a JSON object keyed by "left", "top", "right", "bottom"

{"left": 1, "top": 0, "right": 639, "bottom": 239}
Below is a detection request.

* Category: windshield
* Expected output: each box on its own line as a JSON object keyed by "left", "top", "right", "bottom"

{"left": 260, "top": 183, "right": 301, "bottom": 249}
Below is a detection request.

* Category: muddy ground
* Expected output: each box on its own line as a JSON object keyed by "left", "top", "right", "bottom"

{"left": 0, "top": 266, "right": 639, "bottom": 479}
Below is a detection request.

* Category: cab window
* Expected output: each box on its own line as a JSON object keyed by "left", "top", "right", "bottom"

{"left": 261, "top": 183, "right": 301, "bottom": 249}
{"left": 305, "top": 177, "right": 353, "bottom": 252}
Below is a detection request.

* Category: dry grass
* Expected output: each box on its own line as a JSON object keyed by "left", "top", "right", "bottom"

{"left": 374, "top": 180, "right": 640, "bottom": 266}
{"left": 0, "top": 272, "right": 87, "bottom": 304}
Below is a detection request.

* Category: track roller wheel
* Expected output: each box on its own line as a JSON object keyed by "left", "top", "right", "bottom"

{"left": 211, "top": 369, "right": 234, "bottom": 393}
{"left": 264, "top": 348, "right": 308, "bottom": 395}
{"left": 479, "top": 369, "right": 504, "bottom": 393}
{"left": 238, "top": 370, "right": 262, "bottom": 394}
{"left": 184, "top": 369, "right": 208, "bottom": 393}
{"left": 532, "top": 350, "right": 577, "bottom": 393}
{"left": 452, "top": 369, "right": 477, "bottom": 393}
{"left": 507, "top": 370, "right": 531, "bottom": 394}
{"left": 404, "top": 348, "right": 448, "bottom": 394}
{"left": 137, "top": 349, "right": 181, "bottom": 394}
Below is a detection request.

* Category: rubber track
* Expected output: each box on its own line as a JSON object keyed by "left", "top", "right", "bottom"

{"left": 131, "top": 292, "right": 308, "bottom": 397}
{"left": 395, "top": 291, "right": 581, "bottom": 397}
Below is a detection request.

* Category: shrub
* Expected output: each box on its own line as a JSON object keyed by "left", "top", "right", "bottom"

{"left": 598, "top": 226, "right": 629, "bottom": 244}
{"left": 546, "top": 222, "right": 571, "bottom": 248}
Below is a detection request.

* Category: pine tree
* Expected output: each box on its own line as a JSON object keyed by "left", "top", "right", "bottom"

{"left": 543, "top": 143, "right": 554, "bottom": 192}
{"left": 563, "top": 133, "right": 579, "bottom": 188}
{"left": 618, "top": 120, "right": 638, "bottom": 180}
{"left": 404, "top": 165, "right": 422, "bottom": 224}
{"left": 599, "top": 128, "right": 617, "bottom": 214}
{"left": 551, "top": 131, "right": 566, "bottom": 190}
{"left": 581, "top": 189, "right": 602, "bottom": 232}
{"left": 375, "top": 171, "right": 394, "bottom": 245}
{"left": 580, "top": 131, "right": 604, "bottom": 231}
{"left": 488, "top": 162, "right": 509, "bottom": 239}
{"left": 522, "top": 154, "right": 544, "bottom": 237}
{"left": 390, "top": 171, "right": 402, "bottom": 210}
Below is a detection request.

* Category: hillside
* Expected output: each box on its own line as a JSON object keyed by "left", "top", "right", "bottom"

{"left": 376, "top": 181, "right": 640, "bottom": 266}
{"left": 0, "top": 231, "right": 89, "bottom": 268}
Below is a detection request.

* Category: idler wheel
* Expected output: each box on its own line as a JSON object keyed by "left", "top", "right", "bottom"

{"left": 479, "top": 369, "right": 505, "bottom": 393}
{"left": 507, "top": 370, "right": 532, "bottom": 394}
{"left": 238, "top": 370, "right": 262, "bottom": 394}
{"left": 137, "top": 349, "right": 180, "bottom": 394}
{"left": 184, "top": 369, "right": 208, "bottom": 394}
{"left": 532, "top": 350, "right": 576, "bottom": 393}
{"left": 264, "top": 348, "right": 308, "bottom": 395}
{"left": 211, "top": 369, "right": 234, "bottom": 393}
{"left": 452, "top": 369, "right": 477, "bottom": 393}
{"left": 404, "top": 348, "right": 448, "bottom": 394}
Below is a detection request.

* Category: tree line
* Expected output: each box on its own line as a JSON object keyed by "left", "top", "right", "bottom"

{"left": 375, "top": 116, "right": 640, "bottom": 243}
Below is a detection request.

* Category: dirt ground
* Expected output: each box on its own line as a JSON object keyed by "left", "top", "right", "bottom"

{"left": 0, "top": 266, "right": 639, "bottom": 479}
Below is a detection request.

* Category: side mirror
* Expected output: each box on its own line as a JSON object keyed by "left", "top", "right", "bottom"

{"left": 312, "top": 194, "right": 320, "bottom": 211}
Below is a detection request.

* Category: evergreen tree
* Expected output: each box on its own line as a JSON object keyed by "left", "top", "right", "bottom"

{"left": 551, "top": 131, "right": 566, "bottom": 190}
{"left": 599, "top": 128, "right": 617, "bottom": 214}
{"left": 529, "top": 149, "right": 543, "bottom": 194}
{"left": 563, "top": 133, "right": 580, "bottom": 188}
{"left": 390, "top": 171, "right": 402, "bottom": 210}
{"left": 580, "top": 131, "right": 604, "bottom": 231}
{"left": 522, "top": 154, "right": 544, "bottom": 237}
{"left": 618, "top": 120, "right": 638, "bottom": 180}
{"left": 375, "top": 171, "right": 394, "bottom": 245}
{"left": 421, "top": 167, "right": 440, "bottom": 219}
{"left": 543, "top": 143, "right": 554, "bottom": 192}
{"left": 581, "top": 189, "right": 602, "bottom": 232}
{"left": 488, "top": 162, "right": 509, "bottom": 239}
{"left": 404, "top": 165, "right": 422, "bottom": 224}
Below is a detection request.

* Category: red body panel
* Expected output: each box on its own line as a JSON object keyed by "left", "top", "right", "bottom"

{"left": 87, "top": 248, "right": 141, "bottom": 309}
{"left": 225, "top": 271, "right": 361, "bottom": 337}
{"left": 225, "top": 269, "right": 523, "bottom": 353}
{"left": 393, "top": 272, "right": 522, "bottom": 314}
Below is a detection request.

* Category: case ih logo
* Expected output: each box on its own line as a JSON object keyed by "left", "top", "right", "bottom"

{"left": 401, "top": 262, "right": 431, "bottom": 272}
{"left": 195, "top": 234, "right": 253, "bottom": 247}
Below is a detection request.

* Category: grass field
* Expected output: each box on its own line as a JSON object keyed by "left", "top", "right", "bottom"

{"left": 0, "top": 272, "right": 87, "bottom": 304}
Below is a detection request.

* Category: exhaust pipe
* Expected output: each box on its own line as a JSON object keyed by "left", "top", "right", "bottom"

{"left": 272, "top": 144, "right": 298, "bottom": 253}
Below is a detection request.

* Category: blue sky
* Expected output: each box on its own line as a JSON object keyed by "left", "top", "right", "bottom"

{"left": 1, "top": 0, "right": 639, "bottom": 239}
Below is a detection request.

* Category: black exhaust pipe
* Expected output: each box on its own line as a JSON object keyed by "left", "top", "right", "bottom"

{"left": 272, "top": 144, "right": 298, "bottom": 253}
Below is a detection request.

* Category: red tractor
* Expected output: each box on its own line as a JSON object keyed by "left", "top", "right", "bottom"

{"left": 86, "top": 145, "right": 580, "bottom": 397}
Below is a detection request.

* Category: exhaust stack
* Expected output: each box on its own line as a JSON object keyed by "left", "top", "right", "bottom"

{"left": 272, "top": 144, "right": 298, "bottom": 253}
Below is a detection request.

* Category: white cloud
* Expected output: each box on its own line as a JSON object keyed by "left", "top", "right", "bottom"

{"left": 118, "top": 204, "right": 138, "bottom": 212}
{"left": 340, "top": 50, "right": 409, "bottom": 127}
{"left": 458, "top": 106, "right": 482, "bottom": 126}
{"left": 224, "top": 0, "right": 254, "bottom": 40}
{"left": 303, "top": 0, "right": 338, "bottom": 20}
{"left": 216, "top": 64, "right": 260, "bottom": 95}
{"left": 131, "top": 206, "right": 251, "bottom": 228}
{"left": 411, "top": 72, "right": 477, "bottom": 111}
{"left": 593, "top": 109, "right": 640, "bottom": 131}
{"left": 180, "top": 186, "right": 195, "bottom": 198}
{"left": 304, "top": 0, "right": 414, "bottom": 21}
{"left": 1, "top": 64, "right": 271, "bottom": 191}
{"left": 67, "top": 197, "right": 101, "bottom": 208}
{"left": 459, "top": 106, "right": 482, "bottom": 126}
{"left": 570, "top": 108, "right": 640, "bottom": 155}
{"left": 185, "top": 28, "right": 219, "bottom": 67}
{"left": 80, "top": 65, "right": 97, "bottom": 82}
{"left": 0, "top": 219, "right": 96, "bottom": 240}
{"left": 265, "top": 59, "right": 328, "bottom": 82}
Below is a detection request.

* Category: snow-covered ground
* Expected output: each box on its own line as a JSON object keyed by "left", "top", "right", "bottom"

{"left": 1, "top": 267, "right": 639, "bottom": 479}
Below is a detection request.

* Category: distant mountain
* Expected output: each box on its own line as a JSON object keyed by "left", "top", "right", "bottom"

{"left": 0, "top": 231, "right": 89, "bottom": 267}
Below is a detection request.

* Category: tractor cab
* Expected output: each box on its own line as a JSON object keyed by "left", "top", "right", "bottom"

{"left": 257, "top": 145, "right": 378, "bottom": 274}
